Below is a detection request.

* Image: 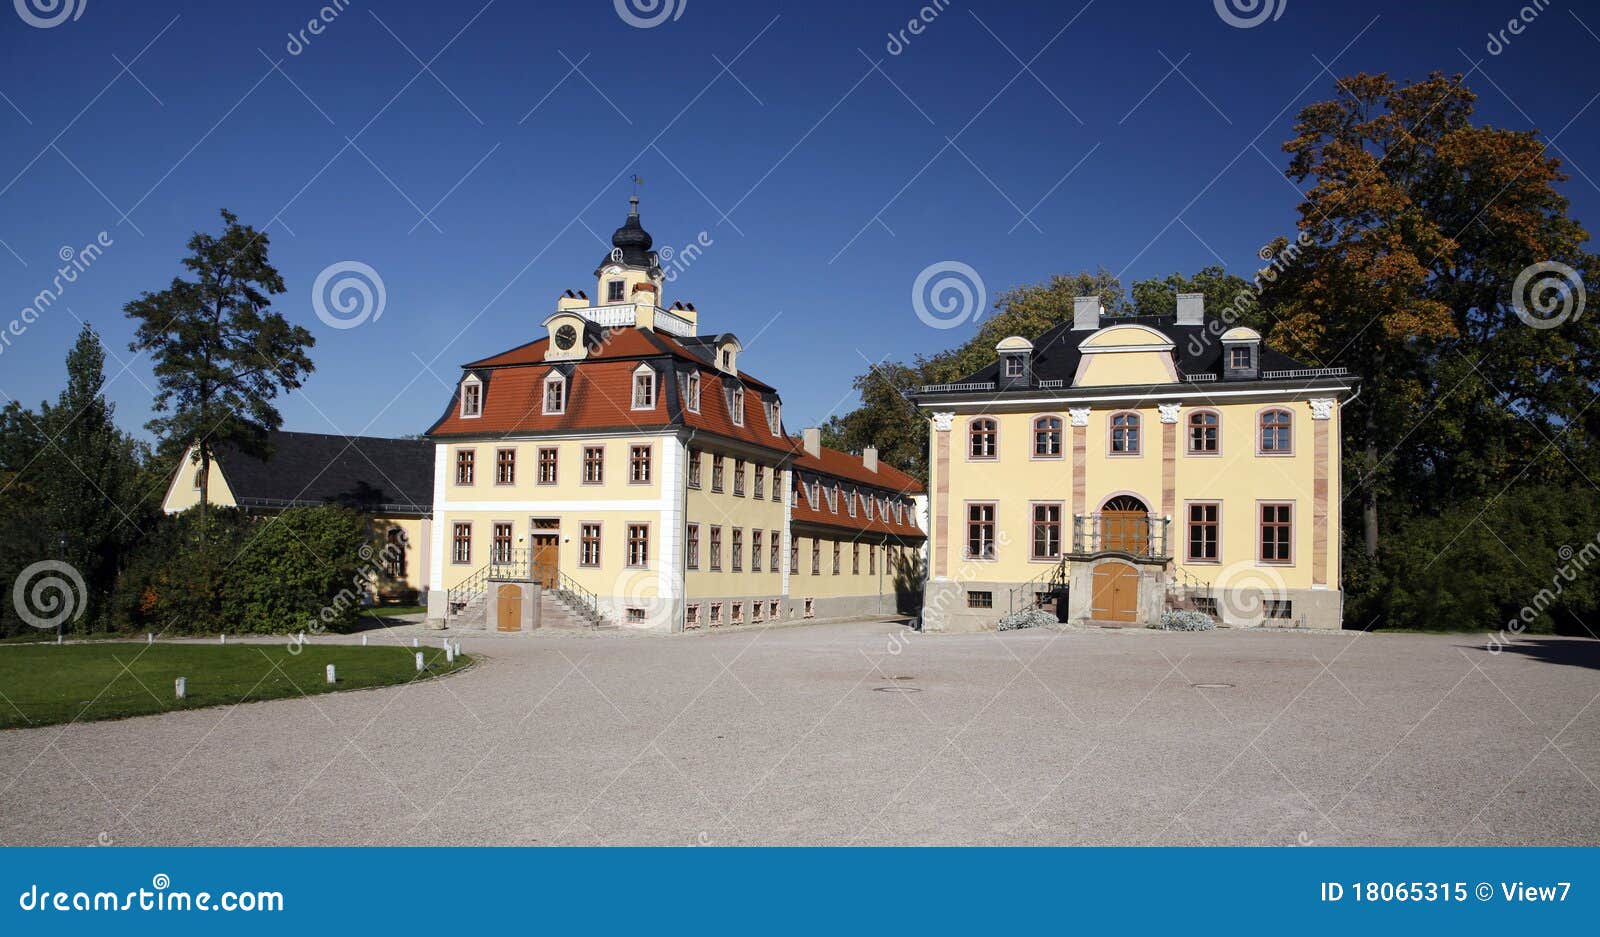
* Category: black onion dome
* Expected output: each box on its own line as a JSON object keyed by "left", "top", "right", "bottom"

{"left": 601, "top": 195, "right": 655, "bottom": 268}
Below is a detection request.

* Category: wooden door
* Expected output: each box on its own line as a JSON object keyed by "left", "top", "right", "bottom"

{"left": 496, "top": 584, "right": 522, "bottom": 632}
{"left": 1090, "top": 563, "right": 1138, "bottom": 622}
{"left": 531, "top": 535, "right": 559, "bottom": 587}
{"left": 1100, "top": 511, "right": 1148, "bottom": 555}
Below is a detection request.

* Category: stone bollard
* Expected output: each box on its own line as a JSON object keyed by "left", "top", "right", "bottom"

{"left": 414, "top": 652, "right": 424, "bottom": 672}
{"left": 175, "top": 677, "right": 186, "bottom": 699}
{"left": 361, "top": 634, "right": 368, "bottom": 646}
{"left": 147, "top": 633, "right": 153, "bottom": 644}
{"left": 219, "top": 634, "right": 226, "bottom": 644}
{"left": 412, "top": 637, "right": 419, "bottom": 648}
{"left": 326, "top": 664, "right": 336, "bottom": 684}
{"left": 445, "top": 646, "right": 455, "bottom": 664}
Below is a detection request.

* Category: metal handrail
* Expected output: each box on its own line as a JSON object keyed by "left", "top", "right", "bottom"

{"left": 1071, "top": 514, "right": 1172, "bottom": 560}
{"left": 1009, "top": 558, "right": 1068, "bottom": 615}
{"left": 552, "top": 569, "right": 604, "bottom": 624}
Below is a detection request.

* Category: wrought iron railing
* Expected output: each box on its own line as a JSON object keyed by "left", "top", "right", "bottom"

{"left": 551, "top": 569, "right": 606, "bottom": 625}
{"left": 1071, "top": 514, "right": 1171, "bottom": 559}
{"left": 1009, "top": 558, "right": 1069, "bottom": 615}
{"left": 446, "top": 548, "right": 532, "bottom": 620}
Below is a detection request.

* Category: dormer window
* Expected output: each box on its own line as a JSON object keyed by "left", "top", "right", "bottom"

{"left": 607, "top": 280, "right": 625, "bottom": 303}
{"left": 460, "top": 378, "right": 483, "bottom": 418}
{"left": 632, "top": 366, "right": 656, "bottom": 409}
{"left": 1004, "top": 356, "right": 1025, "bottom": 378}
{"left": 721, "top": 349, "right": 731, "bottom": 369}
{"left": 1220, "top": 327, "right": 1262, "bottom": 380}
{"left": 686, "top": 372, "right": 701, "bottom": 413}
{"left": 542, "top": 373, "right": 566, "bottom": 414}
{"left": 731, "top": 386, "right": 744, "bottom": 426}
{"left": 769, "top": 401, "right": 781, "bottom": 435}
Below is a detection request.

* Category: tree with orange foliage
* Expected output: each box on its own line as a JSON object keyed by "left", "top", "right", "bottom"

{"left": 1263, "top": 72, "right": 1597, "bottom": 573}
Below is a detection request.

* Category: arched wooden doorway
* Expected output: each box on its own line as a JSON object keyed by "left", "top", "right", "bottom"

{"left": 1090, "top": 562, "right": 1138, "bottom": 623}
{"left": 1100, "top": 495, "right": 1150, "bottom": 555}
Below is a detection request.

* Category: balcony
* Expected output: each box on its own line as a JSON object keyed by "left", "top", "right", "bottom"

{"left": 569, "top": 302, "right": 695, "bottom": 338}
{"left": 1071, "top": 513, "right": 1171, "bottom": 560}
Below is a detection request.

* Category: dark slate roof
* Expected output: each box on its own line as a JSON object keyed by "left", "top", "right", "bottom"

{"left": 957, "top": 314, "right": 1310, "bottom": 386}
{"left": 213, "top": 431, "right": 433, "bottom": 515}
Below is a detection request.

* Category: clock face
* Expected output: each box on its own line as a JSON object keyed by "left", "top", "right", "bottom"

{"left": 554, "top": 324, "right": 577, "bottom": 350}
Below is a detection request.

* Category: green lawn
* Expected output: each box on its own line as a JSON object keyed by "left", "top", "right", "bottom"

{"left": 0, "top": 642, "right": 469, "bottom": 730}
{"left": 362, "top": 605, "right": 427, "bottom": 618}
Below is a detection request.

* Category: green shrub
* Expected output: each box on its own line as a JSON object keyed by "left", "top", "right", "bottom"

{"left": 1379, "top": 486, "right": 1600, "bottom": 633}
{"left": 115, "top": 505, "right": 369, "bottom": 634}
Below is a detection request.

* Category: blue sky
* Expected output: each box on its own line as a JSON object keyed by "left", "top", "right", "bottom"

{"left": 2, "top": 0, "right": 1597, "bottom": 441}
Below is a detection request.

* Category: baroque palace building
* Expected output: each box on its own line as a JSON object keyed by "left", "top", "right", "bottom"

{"left": 420, "top": 198, "right": 925, "bottom": 631}
{"left": 912, "top": 293, "right": 1357, "bottom": 632}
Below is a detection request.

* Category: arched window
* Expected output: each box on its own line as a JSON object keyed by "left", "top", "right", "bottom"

{"left": 969, "top": 418, "right": 997, "bottom": 459}
{"left": 1259, "top": 408, "right": 1293, "bottom": 454}
{"left": 1033, "top": 416, "right": 1062, "bottom": 457}
{"left": 1109, "top": 412, "right": 1141, "bottom": 454}
{"left": 1187, "top": 410, "right": 1219, "bottom": 454}
{"left": 686, "top": 372, "right": 701, "bottom": 413}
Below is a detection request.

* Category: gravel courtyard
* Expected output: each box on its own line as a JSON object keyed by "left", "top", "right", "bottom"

{"left": 2, "top": 620, "right": 1597, "bottom": 846}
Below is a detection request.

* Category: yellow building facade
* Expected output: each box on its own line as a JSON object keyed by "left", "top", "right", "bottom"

{"left": 423, "top": 198, "right": 926, "bottom": 631}
{"left": 914, "top": 293, "right": 1355, "bottom": 631}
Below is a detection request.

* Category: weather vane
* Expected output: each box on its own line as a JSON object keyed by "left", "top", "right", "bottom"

{"left": 632, "top": 174, "right": 643, "bottom": 197}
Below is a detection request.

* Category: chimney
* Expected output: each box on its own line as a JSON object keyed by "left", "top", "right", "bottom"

{"left": 802, "top": 427, "right": 822, "bottom": 458}
{"left": 1073, "top": 295, "right": 1102, "bottom": 330}
{"left": 862, "top": 445, "right": 878, "bottom": 472}
{"left": 1176, "top": 292, "right": 1204, "bottom": 325}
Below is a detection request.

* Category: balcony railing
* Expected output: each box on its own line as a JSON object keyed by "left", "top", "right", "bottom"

{"left": 918, "top": 381, "right": 997, "bottom": 393}
{"left": 1071, "top": 513, "right": 1171, "bottom": 560}
{"left": 568, "top": 302, "right": 695, "bottom": 337}
{"left": 1260, "top": 366, "right": 1349, "bottom": 379}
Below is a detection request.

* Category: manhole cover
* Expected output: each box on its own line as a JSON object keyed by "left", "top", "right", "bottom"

{"left": 1191, "top": 682, "right": 1234, "bottom": 689}
{"left": 873, "top": 686, "right": 923, "bottom": 694}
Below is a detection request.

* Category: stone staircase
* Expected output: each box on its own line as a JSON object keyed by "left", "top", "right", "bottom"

{"left": 540, "top": 588, "right": 615, "bottom": 630}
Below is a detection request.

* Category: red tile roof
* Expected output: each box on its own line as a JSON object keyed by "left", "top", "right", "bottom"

{"left": 790, "top": 476, "right": 924, "bottom": 539}
{"left": 790, "top": 441, "right": 925, "bottom": 494}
